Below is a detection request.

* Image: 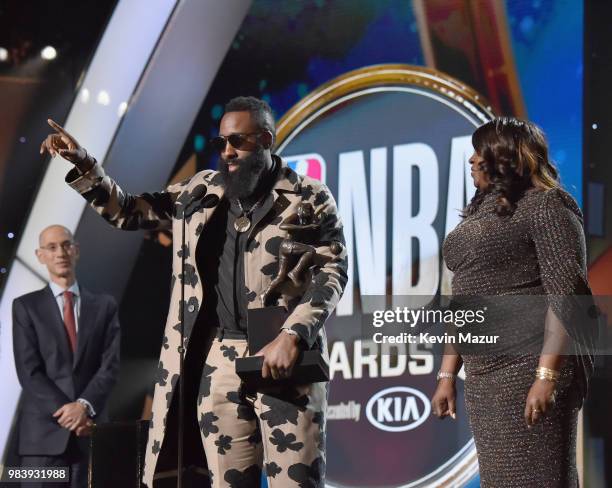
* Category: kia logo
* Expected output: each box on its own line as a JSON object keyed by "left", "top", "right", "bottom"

{"left": 365, "top": 386, "right": 431, "bottom": 432}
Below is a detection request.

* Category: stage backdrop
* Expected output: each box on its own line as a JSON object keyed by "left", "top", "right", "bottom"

{"left": 276, "top": 64, "right": 492, "bottom": 487}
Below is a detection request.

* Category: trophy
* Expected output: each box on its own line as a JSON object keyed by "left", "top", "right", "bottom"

{"left": 236, "top": 203, "right": 331, "bottom": 387}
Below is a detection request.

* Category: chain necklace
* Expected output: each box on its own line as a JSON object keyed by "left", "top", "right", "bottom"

{"left": 234, "top": 195, "right": 266, "bottom": 233}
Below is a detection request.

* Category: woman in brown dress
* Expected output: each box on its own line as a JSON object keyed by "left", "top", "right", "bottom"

{"left": 431, "top": 117, "right": 594, "bottom": 487}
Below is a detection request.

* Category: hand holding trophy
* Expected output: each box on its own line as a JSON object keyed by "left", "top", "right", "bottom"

{"left": 236, "top": 202, "right": 330, "bottom": 388}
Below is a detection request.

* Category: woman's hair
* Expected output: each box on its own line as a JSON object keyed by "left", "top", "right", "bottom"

{"left": 464, "top": 116, "right": 560, "bottom": 217}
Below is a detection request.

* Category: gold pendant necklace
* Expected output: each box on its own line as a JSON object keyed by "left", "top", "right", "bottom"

{"left": 234, "top": 196, "right": 265, "bottom": 233}
{"left": 234, "top": 215, "right": 251, "bottom": 233}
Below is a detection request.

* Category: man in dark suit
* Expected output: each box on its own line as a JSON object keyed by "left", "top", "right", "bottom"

{"left": 12, "top": 224, "right": 120, "bottom": 487}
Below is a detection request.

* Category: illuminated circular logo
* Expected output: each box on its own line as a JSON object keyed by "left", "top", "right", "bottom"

{"left": 276, "top": 64, "right": 493, "bottom": 487}
{"left": 365, "top": 386, "right": 431, "bottom": 433}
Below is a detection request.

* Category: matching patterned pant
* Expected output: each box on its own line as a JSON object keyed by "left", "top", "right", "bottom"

{"left": 197, "top": 337, "right": 327, "bottom": 488}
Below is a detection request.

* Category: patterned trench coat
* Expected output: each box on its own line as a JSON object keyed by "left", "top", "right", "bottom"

{"left": 66, "top": 157, "right": 348, "bottom": 487}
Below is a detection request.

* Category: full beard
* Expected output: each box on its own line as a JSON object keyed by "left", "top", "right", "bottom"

{"left": 219, "top": 147, "right": 267, "bottom": 201}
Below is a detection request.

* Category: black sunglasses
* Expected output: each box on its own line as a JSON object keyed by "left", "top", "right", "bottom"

{"left": 209, "top": 132, "right": 262, "bottom": 153}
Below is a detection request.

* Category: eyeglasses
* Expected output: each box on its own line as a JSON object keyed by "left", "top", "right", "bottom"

{"left": 209, "top": 132, "right": 262, "bottom": 153}
{"left": 39, "top": 242, "right": 76, "bottom": 253}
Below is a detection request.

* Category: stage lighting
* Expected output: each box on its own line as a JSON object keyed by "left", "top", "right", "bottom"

{"left": 194, "top": 134, "right": 205, "bottom": 152}
{"left": 41, "top": 46, "right": 57, "bottom": 60}
{"left": 0, "top": 47, "right": 8, "bottom": 62}
{"left": 97, "top": 90, "right": 110, "bottom": 106}
{"left": 117, "top": 101, "right": 128, "bottom": 117}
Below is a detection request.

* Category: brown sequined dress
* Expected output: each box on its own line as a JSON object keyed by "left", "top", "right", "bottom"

{"left": 442, "top": 187, "right": 593, "bottom": 487}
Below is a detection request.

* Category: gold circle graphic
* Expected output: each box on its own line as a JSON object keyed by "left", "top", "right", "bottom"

{"left": 276, "top": 63, "right": 495, "bottom": 148}
{"left": 274, "top": 63, "right": 492, "bottom": 488}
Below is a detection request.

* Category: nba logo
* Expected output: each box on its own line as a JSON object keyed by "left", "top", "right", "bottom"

{"left": 284, "top": 153, "right": 327, "bottom": 184}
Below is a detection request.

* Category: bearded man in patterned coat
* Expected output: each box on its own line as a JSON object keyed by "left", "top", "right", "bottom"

{"left": 40, "top": 96, "right": 348, "bottom": 488}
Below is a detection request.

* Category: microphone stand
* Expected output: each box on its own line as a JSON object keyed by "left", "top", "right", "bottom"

{"left": 178, "top": 210, "right": 186, "bottom": 488}
{"left": 177, "top": 189, "right": 211, "bottom": 488}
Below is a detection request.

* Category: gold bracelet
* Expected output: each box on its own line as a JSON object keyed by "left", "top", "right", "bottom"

{"left": 536, "top": 366, "right": 560, "bottom": 382}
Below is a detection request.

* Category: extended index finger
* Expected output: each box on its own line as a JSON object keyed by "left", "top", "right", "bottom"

{"left": 47, "top": 119, "right": 75, "bottom": 142}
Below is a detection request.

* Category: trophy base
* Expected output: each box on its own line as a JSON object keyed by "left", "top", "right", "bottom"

{"left": 234, "top": 306, "right": 329, "bottom": 388}
{"left": 236, "top": 351, "right": 329, "bottom": 388}
{"left": 246, "top": 306, "right": 290, "bottom": 355}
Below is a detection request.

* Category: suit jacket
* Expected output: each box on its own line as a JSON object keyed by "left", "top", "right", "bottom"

{"left": 66, "top": 156, "right": 348, "bottom": 487}
{"left": 12, "top": 286, "right": 120, "bottom": 456}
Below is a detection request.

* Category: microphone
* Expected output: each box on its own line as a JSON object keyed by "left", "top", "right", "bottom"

{"left": 183, "top": 185, "right": 220, "bottom": 218}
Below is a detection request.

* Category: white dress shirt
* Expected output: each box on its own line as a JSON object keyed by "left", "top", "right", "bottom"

{"left": 49, "top": 281, "right": 80, "bottom": 332}
{"left": 48, "top": 281, "right": 95, "bottom": 417}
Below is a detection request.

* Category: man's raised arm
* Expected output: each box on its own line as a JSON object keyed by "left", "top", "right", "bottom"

{"left": 41, "top": 118, "right": 189, "bottom": 231}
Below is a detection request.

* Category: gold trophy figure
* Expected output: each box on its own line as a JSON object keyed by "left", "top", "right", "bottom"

{"left": 261, "top": 202, "right": 321, "bottom": 306}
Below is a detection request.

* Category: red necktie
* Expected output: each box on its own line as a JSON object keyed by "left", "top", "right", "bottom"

{"left": 63, "top": 291, "right": 77, "bottom": 353}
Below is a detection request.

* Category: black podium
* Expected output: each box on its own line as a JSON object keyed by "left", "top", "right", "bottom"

{"left": 89, "top": 420, "right": 149, "bottom": 487}
{"left": 89, "top": 420, "right": 210, "bottom": 488}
